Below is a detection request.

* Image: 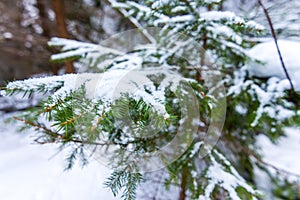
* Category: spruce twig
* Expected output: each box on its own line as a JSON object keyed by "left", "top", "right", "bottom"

{"left": 13, "top": 117, "right": 107, "bottom": 146}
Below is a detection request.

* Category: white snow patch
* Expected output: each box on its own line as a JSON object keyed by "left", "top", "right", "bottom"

{"left": 248, "top": 40, "right": 300, "bottom": 91}
{"left": 200, "top": 150, "right": 259, "bottom": 200}
{"left": 3, "top": 32, "right": 13, "bottom": 39}
{"left": 0, "top": 113, "right": 114, "bottom": 200}
{"left": 256, "top": 127, "right": 300, "bottom": 182}
{"left": 6, "top": 68, "right": 189, "bottom": 118}
{"left": 201, "top": 11, "right": 264, "bottom": 30}
{"left": 204, "top": 0, "right": 222, "bottom": 3}
{"left": 154, "top": 15, "right": 194, "bottom": 25}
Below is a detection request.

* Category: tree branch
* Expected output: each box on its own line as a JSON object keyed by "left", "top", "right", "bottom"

{"left": 104, "top": 0, "right": 156, "bottom": 44}
{"left": 13, "top": 117, "right": 107, "bottom": 146}
{"left": 258, "top": 0, "right": 296, "bottom": 97}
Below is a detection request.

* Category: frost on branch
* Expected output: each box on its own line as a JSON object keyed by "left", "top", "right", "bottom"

{"left": 200, "top": 150, "right": 260, "bottom": 200}
{"left": 5, "top": 69, "right": 195, "bottom": 119}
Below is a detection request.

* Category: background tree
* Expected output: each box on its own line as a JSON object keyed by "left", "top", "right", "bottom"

{"left": 223, "top": 0, "right": 300, "bottom": 38}
{"left": 52, "top": 0, "right": 75, "bottom": 73}
{"left": 0, "top": 0, "right": 127, "bottom": 86}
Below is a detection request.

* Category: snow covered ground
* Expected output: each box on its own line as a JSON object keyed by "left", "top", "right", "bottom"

{"left": 248, "top": 39, "right": 300, "bottom": 91}
{"left": 0, "top": 112, "right": 115, "bottom": 200}
{"left": 256, "top": 127, "right": 300, "bottom": 179}
{"left": 255, "top": 127, "right": 300, "bottom": 199}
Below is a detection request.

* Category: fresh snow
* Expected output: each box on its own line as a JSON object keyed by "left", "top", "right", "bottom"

{"left": 154, "top": 15, "right": 194, "bottom": 25}
{"left": 248, "top": 40, "right": 300, "bottom": 91}
{"left": 0, "top": 112, "right": 115, "bottom": 200}
{"left": 48, "top": 37, "right": 123, "bottom": 62}
{"left": 200, "top": 11, "right": 264, "bottom": 30}
{"left": 204, "top": 0, "right": 222, "bottom": 3}
{"left": 256, "top": 127, "right": 300, "bottom": 180}
{"left": 247, "top": 39, "right": 300, "bottom": 195}
{"left": 228, "top": 39, "right": 300, "bottom": 126}
{"left": 200, "top": 150, "right": 258, "bottom": 200}
{"left": 3, "top": 32, "right": 13, "bottom": 39}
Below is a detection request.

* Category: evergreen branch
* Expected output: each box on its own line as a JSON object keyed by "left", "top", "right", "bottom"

{"left": 105, "top": 171, "right": 127, "bottom": 197}
{"left": 106, "top": 0, "right": 156, "bottom": 44}
{"left": 182, "top": 0, "right": 199, "bottom": 18}
{"left": 63, "top": 144, "right": 89, "bottom": 170}
{"left": 105, "top": 170, "right": 143, "bottom": 200}
{"left": 44, "top": 98, "right": 65, "bottom": 113}
{"left": 60, "top": 115, "right": 78, "bottom": 126}
{"left": 48, "top": 37, "right": 124, "bottom": 62}
{"left": 64, "top": 146, "right": 79, "bottom": 170}
{"left": 258, "top": 0, "right": 296, "bottom": 98}
{"left": 5, "top": 81, "right": 64, "bottom": 96}
{"left": 13, "top": 117, "right": 108, "bottom": 146}
{"left": 91, "top": 113, "right": 105, "bottom": 131}
{"left": 14, "top": 117, "right": 61, "bottom": 137}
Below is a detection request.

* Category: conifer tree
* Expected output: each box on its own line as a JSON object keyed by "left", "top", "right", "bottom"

{"left": 2, "top": 0, "right": 299, "bottom": 199}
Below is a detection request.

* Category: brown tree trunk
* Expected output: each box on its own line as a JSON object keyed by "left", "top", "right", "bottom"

{"left": 36, "top": 0, "right": 51, "bottom": 37}
{"left": 52, "top": 0, "right": 75, "bottom": 73}
{"left": 36, "top": 0, "right": 59, "bottom": 75}
{"left": 179, "top": 167, "right": 188, "bottom": 200}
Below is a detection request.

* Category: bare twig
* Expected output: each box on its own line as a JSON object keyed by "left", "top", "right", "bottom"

{"left": 258, "top": 0, "right": 296, "bottom": 97}
{"left": 243, "top": 144, "right": 300, "bottom": 180}
{"left": 104, "top": 0, "right": 156, "bottom": 44}
{"left": 223, "top": 136, "right": 300, "bottom": 180}
{"left": 14, "top": 117, "right": 58, "bottom": 135}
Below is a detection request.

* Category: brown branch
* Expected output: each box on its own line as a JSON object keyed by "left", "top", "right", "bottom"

{"left": 14, "top": 116, "right": 59, "bottom": 136}
{"left": 258, "top": 0, "right": 296, "bottom": 98}
{"left": 247, "top": 146, "right": 300, "bottom": 180}
{"left": 13, "top": 117, "right": 107, "bottom": 146}
{"left": 0, "top": 105, "right": 36, "bottom": 113}
{"left": 45, "top": 99, "right": 64, "bottom": 112}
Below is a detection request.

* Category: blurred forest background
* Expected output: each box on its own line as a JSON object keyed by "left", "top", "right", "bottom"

{"left": 0, "top": 0, "right": 299, "bottom": 86}
{"left": 0, "top": 0, "right": 133, "bottom": 86}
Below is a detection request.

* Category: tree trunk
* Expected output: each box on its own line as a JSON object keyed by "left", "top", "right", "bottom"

{"left": 179, "top": 167, "right": 188, "bottom": 200}
{"left": 36, "top": 0, "right": 51, "bottom": 37}
{"left": 52, "top": 0, "right": 75, "bottom": 73}
{"left": 36, "top": 0, "right": 59, "bottom": 75}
